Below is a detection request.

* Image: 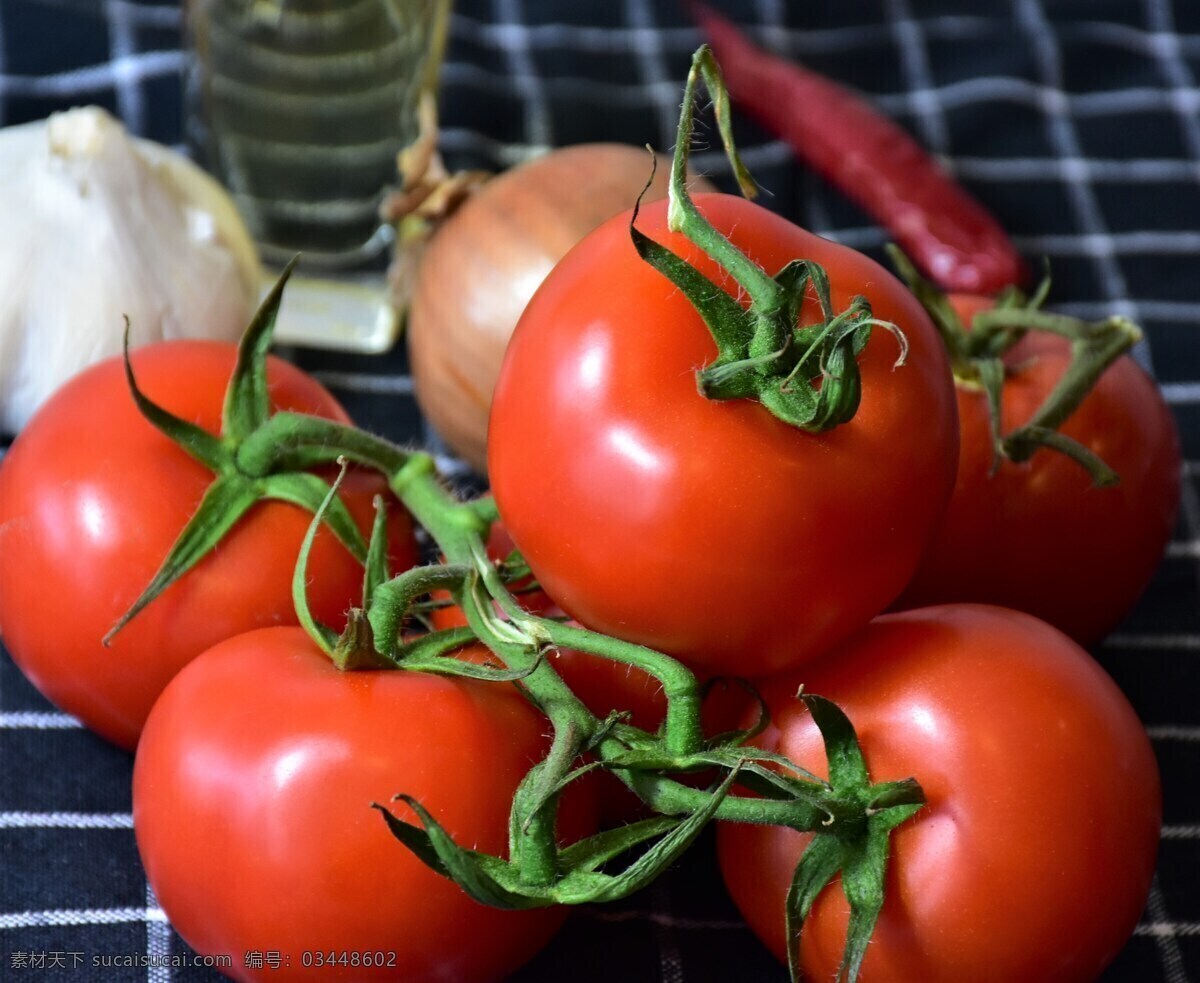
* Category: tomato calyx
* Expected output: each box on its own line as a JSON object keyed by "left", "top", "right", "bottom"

{"left": 889, "top": 246, "right": 1142, "bottom": 485}
{"left": 103, "top": 259, "right": 382, "bottom": 645}
{"left": 630, "top": 46, "right": 907, "bottom": 432}
{"left": 374, "top": 770, "right": 738, "bottom": 909}
{"left": 782, "top": 693, "right": 924, "bottom": 983}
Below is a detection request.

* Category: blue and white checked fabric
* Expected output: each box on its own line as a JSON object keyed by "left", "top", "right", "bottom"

{"left": 2, "top": 1, "right": 1199, "bottom": 980}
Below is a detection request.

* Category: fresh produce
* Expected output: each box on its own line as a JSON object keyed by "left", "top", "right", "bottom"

{"left": 686, "top": 7, "right": 1179, "bottom": 643}
{"left": 487, "top": 56, "right": 959, "bottom": 678}
{"left": 0, "top": 284, "right": 418, "bottom": 748}
{"left": 134, "top": 629, "right": 589, "bottom": 982}
{"left": 889, "top": 261, "right": 1182, "bottom": 643}
{"left": 116, "top": 54, "right": 935, "bottom": 978}
{"left": 2, "top": 40, "right": 1170, "bottom": 983}
{"left": 690, "top": 1, "right": 1025, "bottom": 295}
{"left": 719, "top": 604, "right": 1161, "bottom": 983}
{"left": 407, "top": 143, "right": 715, "bottom": 472}
{"left": 0, "top": 106, "right": 261, "bottom": 434}
{"left": 117, "top": 352, "right": 925, "bottom": 981}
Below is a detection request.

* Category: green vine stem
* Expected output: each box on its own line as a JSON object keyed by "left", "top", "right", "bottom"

{"left": 665, "top": 46, "right": 778, "bottom": 312}
{"left": 629, "top": 46, "right": 907, "bottom": 432}
{"left": 273, "top": 428, "right": 925, "bottom": 983}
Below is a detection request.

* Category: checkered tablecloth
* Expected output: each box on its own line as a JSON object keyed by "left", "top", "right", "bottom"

{"left": 2, "top": 1, "right": 1199, "bottom": 980}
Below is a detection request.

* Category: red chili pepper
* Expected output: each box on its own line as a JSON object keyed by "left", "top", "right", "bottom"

{"left": 689, "top": 1, "right": 1026, "bottom": 295}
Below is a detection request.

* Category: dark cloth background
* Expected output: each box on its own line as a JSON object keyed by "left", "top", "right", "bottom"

{"left": 1, "top": 1, "right": 1198, "bottom": 980}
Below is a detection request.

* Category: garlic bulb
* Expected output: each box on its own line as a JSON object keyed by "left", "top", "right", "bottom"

{"left": 0, "top": 107, "right": 262, "bottom": 435}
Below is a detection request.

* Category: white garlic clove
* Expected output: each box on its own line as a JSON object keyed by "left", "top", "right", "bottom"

{"left": 0, "top": 106, "right": 263, "bottom": 435}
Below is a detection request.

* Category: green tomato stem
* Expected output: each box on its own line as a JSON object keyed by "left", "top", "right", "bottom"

{"left": 235, "top": 411, "right": 412, "bottom": 477}
{"left": 542, "top": 621, "right": 704, "bottom": 758}
{"left": 888, "top": 244, "right": 1141, "bottom": 486}
{"left": 668, "top": 46, "right": 781, "bottom": 317}
{"left": 631, "top": 45, "right": 903, "bottom": 434}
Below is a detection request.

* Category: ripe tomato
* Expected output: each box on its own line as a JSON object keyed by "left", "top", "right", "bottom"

{"left": 134, "top": 628, "right": 590, "bottom": 982}
{"left": 488, "top": 194, "right": 959, "bottom": 677}
{"left": 718, "top": 604, "right": 1161, "bottom": 983}
{"left": 894, "top": 296, "right": 1181, "bottom": 644}
{"left": 0, "top": 341, "right": 418, "bottom": 749}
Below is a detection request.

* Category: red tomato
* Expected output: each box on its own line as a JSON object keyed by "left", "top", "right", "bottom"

{"left": 894, "top": 300, "right": 1181, "bottom": 644}
{"left": 0, "top": 341, "right": 418, "bottom": 749}
{"left": 134, "top": 628, "right": 589, "bottom": 982}
{"left": 488, "top": 194, "right": 959, "bottom": 677}
{"left": 718, "top": 604, "right": 1161, "bottom": 983}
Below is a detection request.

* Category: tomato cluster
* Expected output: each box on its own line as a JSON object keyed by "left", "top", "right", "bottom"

{"left": 0, "top": 46, "right": 1181, "bottom": 983}
{"left": 0, "top": 338, "right": 598, "bottom": 982}
{"left": 481, "top": 181, "right": 1175, "bottom": 979}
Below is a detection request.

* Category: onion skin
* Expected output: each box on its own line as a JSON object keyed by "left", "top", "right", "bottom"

{"left": 408, "top": 142, "right": 715, "bottom": 473}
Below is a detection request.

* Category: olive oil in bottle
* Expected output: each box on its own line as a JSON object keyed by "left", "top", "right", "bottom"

{"left": 186, "top": 0, "right": 450, "bottom": 271}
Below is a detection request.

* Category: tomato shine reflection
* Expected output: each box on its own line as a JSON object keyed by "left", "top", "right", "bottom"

{"left": 265, "top": 736, "right": 356, "bottom": 798}
{"left": 906, "top": 703, "right": 940, "bottom": 740}
{"left": 607, "top": 425, "right": 668, "bottom": 475}
{"left": 574, "top": 327, "right": 611, "bottom": 394}
{"left": 271, "top": 746, "right": 312, "bottom": 792}
{"left": 78, "top": 489, "right": 112, "bottom": 544}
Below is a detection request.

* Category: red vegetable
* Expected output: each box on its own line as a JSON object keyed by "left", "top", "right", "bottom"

{"left": 719, "top": 604, "right": 1161, "bottom": 983}
{"left": 690, "top": 1, "right": 1025, "bottom": 295}
{"left": 883, "top": 263, "right": 1182, "bottom": 644}
{"left": 0, "top": 340, "right": 418, "bottom": 748}
{"left": 135, "top": 628, "right": 591, "bottom": 981}
{"left": 488, "top": 191, "right": 958, "bottom": 677}
{"left": 894, "top": 302, "right": 1181, "bottom": 643}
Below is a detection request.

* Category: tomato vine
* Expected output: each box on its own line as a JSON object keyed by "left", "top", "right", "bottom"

{"left": 633, "top": 46, "right": 908, "bottom": 431}
{"left": 122, "top": 321, "right": 925, "bottom": 980}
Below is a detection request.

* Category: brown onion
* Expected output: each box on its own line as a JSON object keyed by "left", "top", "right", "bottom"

{"left": 407, "top": 142, "right": 716, "bottom": 473}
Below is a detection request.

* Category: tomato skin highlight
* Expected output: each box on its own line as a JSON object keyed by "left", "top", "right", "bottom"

{"left": 0, "top": 341, "right": 418, "bottom": 749}
{"left": 134, "top": 628, "right": 587, "bottom": 982}
{"left": 488, "top": 193, "right": 959, "bottom": 677}
{"left": 718, "top": 604, "right": 1161, "bottom": 983}
{"left": 894, "top": 329, "right": 1181, "bottom": 645}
